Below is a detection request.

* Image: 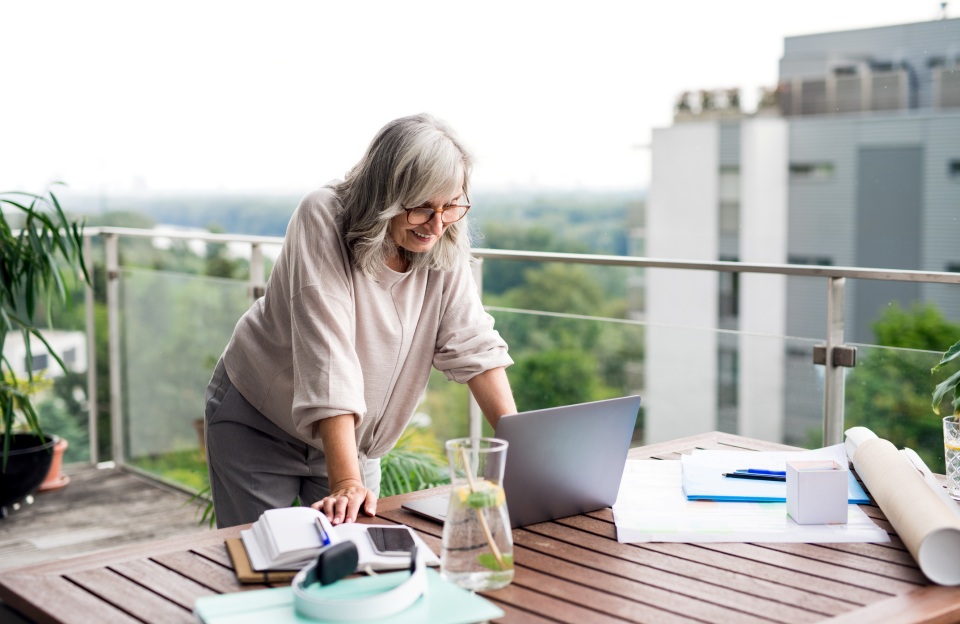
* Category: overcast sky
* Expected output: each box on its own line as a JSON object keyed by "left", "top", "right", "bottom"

{"left": 1, "top": 1, "right": 955, "bottom": 196}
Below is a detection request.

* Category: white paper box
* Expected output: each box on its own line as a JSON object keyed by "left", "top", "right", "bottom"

{"left": 786, "top": 460, "right": 848, "bottom": 525}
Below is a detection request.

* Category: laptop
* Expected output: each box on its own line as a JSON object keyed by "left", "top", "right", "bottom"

{"left": 401, "top": 395, "right": 641, "bottom": 528}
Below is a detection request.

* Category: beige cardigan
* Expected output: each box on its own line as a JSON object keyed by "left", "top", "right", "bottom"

{"left": 222, "top": 185, "right": 512, "bottom": 461}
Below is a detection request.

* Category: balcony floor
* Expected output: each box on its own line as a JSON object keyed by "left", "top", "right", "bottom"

{"left": 0, "top": 463, "right": 211, "bottom": 572}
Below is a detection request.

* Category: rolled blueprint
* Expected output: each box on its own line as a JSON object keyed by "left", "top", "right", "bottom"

{"left": 845, "top": 426, "right": 960, "bottom": 585}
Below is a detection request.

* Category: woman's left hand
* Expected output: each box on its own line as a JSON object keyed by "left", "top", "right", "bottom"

{"left": 311, "top": 478, "right": 377, "bottom": 524}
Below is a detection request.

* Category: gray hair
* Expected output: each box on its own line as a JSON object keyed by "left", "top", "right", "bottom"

{"left": 334, "top": 113, "right": 474, "bottom": 279}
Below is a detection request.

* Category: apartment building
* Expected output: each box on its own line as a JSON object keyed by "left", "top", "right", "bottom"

{"left": 645, "top": 17, "right": 960, "bottom": 445}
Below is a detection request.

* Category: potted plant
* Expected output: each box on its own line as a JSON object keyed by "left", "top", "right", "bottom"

{"left": 0, "top": 187, "right": 88, "bottom": 514}
{"left": 931, "top": 339, "right": 960, "bottom": 499}
{"left": 932, "top": 339, "right": 960, "bottom": 417}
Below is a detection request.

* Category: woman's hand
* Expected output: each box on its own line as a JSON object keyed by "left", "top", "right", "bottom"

{"left": 311, "top": 414, "right": 377, "bottom": 524}
{"left": 311, "top": 477, "right": 377, "bottom": 525}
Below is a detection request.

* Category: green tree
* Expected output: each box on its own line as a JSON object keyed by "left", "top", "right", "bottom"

{"left": 510, "top": 350, "right": 615, "bottom": 412}
{"left": 478, "top": 223, "right": 589, "bottom": 295}
{"left": 844, "top": 303, "right": 960, "bottom": 469}
{"left": 204, "top": 224, "right": 242, "bottom": 279}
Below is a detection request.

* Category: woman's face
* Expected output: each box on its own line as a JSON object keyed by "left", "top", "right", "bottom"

{"left": 388, "top": 187, "right": 465, "bottom": 255}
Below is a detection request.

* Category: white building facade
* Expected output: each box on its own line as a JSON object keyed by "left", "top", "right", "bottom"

{"left": 645, "top": 18, "right": 960, "bottom": 445}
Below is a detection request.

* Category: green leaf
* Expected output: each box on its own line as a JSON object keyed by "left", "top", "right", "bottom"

{"left": 932, "top": 369, "right": 960, "bottom": 414}
{"left": 0, "top": 187, "right": 89, "bottom": 448}
{"left": 476, "top": 552, "right": 513, "bottom": 571}
{"left": 466, "top": 489, "right": 500, "bottom": 509}
{"left": 932, "top": 340, "right": 960, "bottom": 374}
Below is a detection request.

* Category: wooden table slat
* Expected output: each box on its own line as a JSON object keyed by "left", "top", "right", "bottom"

{"left": 383, "top": 507, "right": 760, "bottom": 623}
{"left": 0, "top": 573, "right": 143, "bottom": 624}
{"left": 192, "top": 544, "right": 233, "bottom": 568}
{"left": 819, "top": 586, "right": 960, "bottom": 624}
{"left": 494, "top": 602, "right": 563, "bottom": 624}
{"left": 485, "top": 580, "right": 640, "bottom": 624}
{"left": 698, "top": 542, "right": 918, "bottom": 595}
{"left": 512, "top": 528, "right": 845, "bottom": 622}
{"left": 511, "top": 565, "right": 705, "bottom": 624}
{"left": 67, "top": 568, "right": 194, "bottom": 624}
{"left": 552, "top": 516, "right": 891, "bottom": 604}
{"left": 514, "top": 542, "right": 804, "bottom": 624}
{"left": 757, "top": 543, "right": 927, "bottom": 583}
{"left": 109, "top": 559, "right": 217, "bottom": 610}
{"left": 151, "top": 551, "right": 243, "bottom": 595}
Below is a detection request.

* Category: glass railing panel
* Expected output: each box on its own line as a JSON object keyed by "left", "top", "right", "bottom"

{"left": 844, "top": 343, "right": 946, "bottom": 473}
{"left": 637, "top": 322, "right": 825, "bottom": 449}
{"left": 418, "top": 307, "right": 832, "bottom": 451}
{"left": 13, "top": 319, "right": 93, "bottom": 465}
{"left": 120, "top": 268, "right": 251, "bottom": 491}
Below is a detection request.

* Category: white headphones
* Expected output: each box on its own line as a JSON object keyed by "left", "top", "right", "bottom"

{"left": 291, "top": 542, "right": 428, "bottom": 622}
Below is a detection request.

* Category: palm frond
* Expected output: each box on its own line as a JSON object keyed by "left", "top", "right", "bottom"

{"left": 379, "top": 428, "right": 449, "bottom": 498}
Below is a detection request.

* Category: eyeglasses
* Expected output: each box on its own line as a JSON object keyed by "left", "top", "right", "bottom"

{"left": 403, "top": 200, "right": 471, "bottom": 225}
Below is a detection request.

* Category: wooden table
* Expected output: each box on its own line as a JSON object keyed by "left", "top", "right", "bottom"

{"left": 2, "top": 432, "right": 959, "bottom": 623}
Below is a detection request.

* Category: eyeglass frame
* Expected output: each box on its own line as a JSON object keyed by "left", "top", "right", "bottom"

{"left": 402, "top": 195, "right": 471, "bottom": 225}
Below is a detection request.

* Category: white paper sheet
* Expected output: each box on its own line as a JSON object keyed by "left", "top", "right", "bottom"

{"left": 612, "top": 460, "right": 890, "bottom": 544}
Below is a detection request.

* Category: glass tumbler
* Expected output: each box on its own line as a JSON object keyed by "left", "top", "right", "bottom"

{"left": 944, "top": 416, "right": 960, "bottom": 500}
{"left": 440, "top": 437, "right": 514, "bottom": 591}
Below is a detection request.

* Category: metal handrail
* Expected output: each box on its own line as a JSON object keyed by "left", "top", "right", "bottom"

{"left": 83, "top": 226, "right": 960, "bottom": 284}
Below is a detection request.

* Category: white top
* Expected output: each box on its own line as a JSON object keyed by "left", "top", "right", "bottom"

{"left": 222, "top": 185, "right": 512, "bottom": 460}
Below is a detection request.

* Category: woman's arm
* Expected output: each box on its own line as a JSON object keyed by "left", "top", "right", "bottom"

{"left": 310, "top": 413, "right": 376, "bottom": 524}
{"left": 467, "top": 366, "right": 518, "bottom": 429}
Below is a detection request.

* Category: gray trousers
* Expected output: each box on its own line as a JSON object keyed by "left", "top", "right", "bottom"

{"left": 204, "top": 359, "right": 380, "bottom": 528}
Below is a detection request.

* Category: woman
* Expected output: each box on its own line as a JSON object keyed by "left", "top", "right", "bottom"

{"left": 204, "top": 113, "right": 516, "bottom": 528}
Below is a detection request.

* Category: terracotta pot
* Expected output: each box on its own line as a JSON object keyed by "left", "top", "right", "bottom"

{"left": 38, "top": 436, "right": 70, "bottom": 492}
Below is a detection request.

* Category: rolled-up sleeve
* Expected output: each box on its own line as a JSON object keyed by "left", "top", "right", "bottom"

{"left": 290, "top": 287, "right": 366, "bottom": 437}
{"left": 285, "top": 194, "right": 367, "bottom": 438}
{"left": 433, "top": 261, "right": 513, "bottom": 383}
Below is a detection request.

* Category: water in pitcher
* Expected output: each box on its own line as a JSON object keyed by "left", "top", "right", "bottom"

{"left": 440, "top": 479, "right": 514, "bottom": 591}
{"left": 945, "top": 417, "right": 960, "bottom": 500}
{"left": 440, "top": 438, "right": 513, "bottom": 591}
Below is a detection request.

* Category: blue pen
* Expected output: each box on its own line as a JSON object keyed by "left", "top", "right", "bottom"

{"left": 723, "top": 472, "right": 785, "bottom": 481}
{"left": 735, "top": 468, "right": 786, "bottom": 476}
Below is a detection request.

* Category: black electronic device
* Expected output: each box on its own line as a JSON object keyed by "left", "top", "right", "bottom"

{"left": 367, "top": 525, "right": 417, "bottom": 557}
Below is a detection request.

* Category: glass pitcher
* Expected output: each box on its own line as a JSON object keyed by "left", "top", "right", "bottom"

{"left": 440, "top": 437, "right": 514, "bottom": 591}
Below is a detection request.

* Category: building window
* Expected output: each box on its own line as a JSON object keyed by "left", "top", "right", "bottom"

{"left": 949, "top": 160, "right": 960, "bottom": 178}
{"left": 788, "top": 255, "right": 834, "bottom": 266}
{"left": 718, "top": 166, "right": 740, "bottom": 201}
{"left": 63, "top": 347, "right": 77, "bottom": 365}
{"left": 937, "top": 67, "right": 960, "bottom": 109}
{"left": 719, "top": 202, "right": 740, "bottom": 235}
{"left": 26, "top": 353, "right": 49, "bottom": 372}
{"left": 718, "top": 255, "right": 739, "bottom": 320}
{"left": 835, "top": 75, "right": 863, "bottom": 113}
{"left": 871, "top": 70, "right": 906, "bottom": 111}
{"left": 800, "top": 79, "right": 828, "bottom": 115}
{"left": 789, "top": 162, "right": 834, "bottom": 181}
{"left": 717, "top": 348, "right": 739, "bottom": 409}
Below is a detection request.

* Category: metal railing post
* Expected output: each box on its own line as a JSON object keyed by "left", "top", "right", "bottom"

{"left": 249, "top": 243, "right": 265, "bottom": 301}
{"left": 469, "top": 258, "right": 484, "bottom": 440}
{"left": 83, "top": 234, "right": 98, "bottom": 465}
{"left": 823, "top": 276, "right": 846, "bottom": 446}
{"left": 105, "top": 234, "right": 124, "bottom": 465}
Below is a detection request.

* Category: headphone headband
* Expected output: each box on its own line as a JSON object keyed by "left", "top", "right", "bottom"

{"left": 292, "top": 543, "right": 428, "bottom": 621}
